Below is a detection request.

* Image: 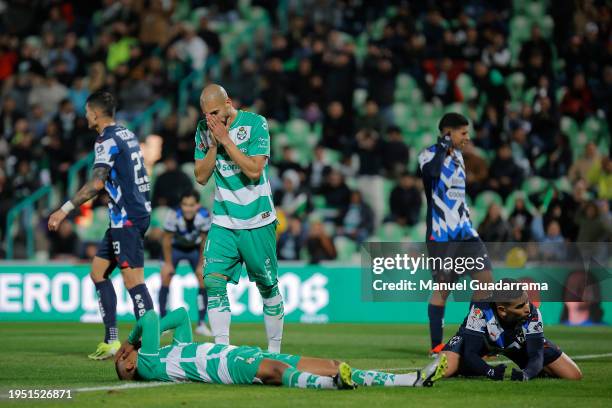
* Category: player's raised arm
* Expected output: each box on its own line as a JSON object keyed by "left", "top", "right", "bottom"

{"left": 160, "top": 307, "right": 194, "bottom": 345}
{"left": 47, "top": 155, "right": 109, "bottom": 231}
{"left": 194, "top": 124, "right": 217, "bottom": 185}
{"left": 418, "top": 134, "right": 451, "bottom": 179}
{"left": 127, "top": 309, "right": 160, "bottom": 355}
{"left": 208, "top": 113, "right": 267, "bottom": 181}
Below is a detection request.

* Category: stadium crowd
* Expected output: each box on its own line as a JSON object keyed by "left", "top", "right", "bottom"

{"left": 0, "top": 0, "right": 610, "bottom": 262}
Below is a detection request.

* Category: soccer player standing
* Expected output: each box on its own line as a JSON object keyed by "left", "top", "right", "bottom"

{"left": 48, "top": 91, "right": 154, "bottom": 360}
{"left": 193, "top": 84, "right": 284, "bottom": 352}
{"left": 418, "top": 113, "right": 493, "bottom": 356}
{"left": 159, "top": 189, "right": 212, "bottom": 336}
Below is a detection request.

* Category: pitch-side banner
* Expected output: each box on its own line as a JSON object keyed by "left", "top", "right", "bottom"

{"left": 1, "top": 263, "right": 611, "bottom": 325}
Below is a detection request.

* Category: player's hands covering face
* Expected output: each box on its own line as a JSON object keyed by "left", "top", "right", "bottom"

{"left": 206, "top": 114, "right": 231, "bottom": 147}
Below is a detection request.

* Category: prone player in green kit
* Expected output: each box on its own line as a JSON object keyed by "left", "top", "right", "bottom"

{"left": 114, "top": 307, "right": 447, "bottom": 390}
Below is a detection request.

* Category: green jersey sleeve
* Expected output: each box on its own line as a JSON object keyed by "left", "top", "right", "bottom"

{"left": 194, "top": 119, "right": 208, "bottom": 160}
{"left": 128, "top": 310, "right": 160, "bottom": 355}
{"left": 159, "top": 307, "right": 193, "bottom": 344}
{"left": 247, "top": 115, "right": 270, "bottom": 157}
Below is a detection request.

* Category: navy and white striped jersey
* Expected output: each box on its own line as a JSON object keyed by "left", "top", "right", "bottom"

{"left": 93, "top": 124, "right": 151, "bottom": 228}
{"left": 163, "top": 207, "right": 211, "bottom": 250}
{"left": 418, "top": 143, "right": 478, "bottom": 242}
{"left": 459, "top": 302, "right": 544, "bottom": 354}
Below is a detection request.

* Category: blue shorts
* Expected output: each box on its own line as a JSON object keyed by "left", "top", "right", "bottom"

{"left": 166, "top": 247, "right": 201, "bottom": 272}
{"left": 96, "top": 217, "right": 150, "bottom": 269}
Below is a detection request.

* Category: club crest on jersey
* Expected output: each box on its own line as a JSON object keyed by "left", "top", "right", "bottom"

{"left": 237, "top": 126, "right": 247, "bottom": 141}
{"left": 473, "top": 307, "right": 483, "bottom": 319}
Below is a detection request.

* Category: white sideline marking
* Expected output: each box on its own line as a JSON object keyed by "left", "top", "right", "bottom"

{"left": 74, "top": 352, "right": 612, "bottom": 393}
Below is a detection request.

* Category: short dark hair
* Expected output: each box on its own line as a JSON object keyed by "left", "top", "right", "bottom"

{"left": 181, "top": 189, "right": 200, "bottom": 203}
{"left": 438, "top": 112, "right": 469, "bottom": 132}
{"left": 86, "top": 90, "right": 116, "bottom": 118}
{"left": 493, "top": 278, "right": 527, "bottom": 305}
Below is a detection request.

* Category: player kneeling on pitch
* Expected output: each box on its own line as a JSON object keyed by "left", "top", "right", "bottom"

{"left": 115, "top": 308, "right": 447, "bottom": 389}
{"left": 441, "top": 278, "right": 582, "bottom": 381}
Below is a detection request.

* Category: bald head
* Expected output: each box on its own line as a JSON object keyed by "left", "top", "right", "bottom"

{"left": 200, "top": 84, "right": 233, "bottom": 124}
{"left": 201, "top": 84, "right": 228, "bottom": 106}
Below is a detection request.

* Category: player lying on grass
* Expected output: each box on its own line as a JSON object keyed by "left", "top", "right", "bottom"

{"left": 115, "top": 307, "right": 447, "bottom": 390}
{"left": 441, "top": 278, "right": 582, "bottom": 381}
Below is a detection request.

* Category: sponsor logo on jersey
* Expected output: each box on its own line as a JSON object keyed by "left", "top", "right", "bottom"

{"left": 261, "top": 211, "right": 270, "bottom": 219}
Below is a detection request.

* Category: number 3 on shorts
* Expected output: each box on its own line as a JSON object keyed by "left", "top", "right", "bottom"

{"left": 112, "top": 241, "right": 121, "bottom": 255}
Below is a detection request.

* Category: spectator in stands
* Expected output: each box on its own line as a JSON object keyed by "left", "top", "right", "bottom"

{"left": 519, "top": 25, "right": 552, "bottom": 74}
{"left": 540, "top": 133, "right": 572, "bottom": 179}
{"left": 319, "top": 168, "right": 351, "bottom": 225}
{"left": 381, "top": 125, "right": 409, "bottom": 178}
{"left": 277, "top": 216, "right": 305, "bottom": 261}
{"left": 305, "top": 144, "right": 331, "bottom": 194}
{"left": 273, "top": 169, "right": 309, "bottom": 217}
{"left": 575, "top": 200, "right": 612, "bottom": 242}
{"left": 337, "top": 191, "right": 374, "bottom": 244}
{"left": 540, "top": 219, "right": 567, "bottom": 261}
{"left": 48, "top": 219, "right": 81, "bottom": 261}
{"left": 355, "top": 99, "right": 384, "bottom": 133}
{"left": 560, "top": 72, "right": 594, "bottom": 123}
{"left": 488, "top": 143, "right": 523, "bottom": 199}
{"left": 364, "top": 43, "right": 398, "bottom": 127}
{"left": 173, "top": 22, "right": 208, "bottom": 71}
{"left": 478, "top": 203, "right": 511, "bottom": 242}
{"left": 481, "top": 30, "right": 511, "bottom": 75}
{"left": 306, "top": 219, "right": 337, "bottom": 264}
{"left": 569, "top": 142, "right": 601, "bottom": 183}
{"left": 424, "top": 57, "right": 463, "bottom": 105}
{"left": 197, "top": 15, "right": 221, "bottom": 56}
{"left": 592, "top": 157, "right": 612, "bottom": 200}
{"left": 355, "top": 129, "right": 384, "bottom": 227}
{"left": 509, "top": 196, "right": 533, "bottom": 242}
{"left": 389, "top": 172, "right": 421, "bottom": 226}
{"left": 151, "top": 157, "right": 193, "bottom": 208}
{"left": 274, "top": 146, "right": 303, "bottom": 179}
{"left": 321, "top": 101, "right": 353, "bottom": 152}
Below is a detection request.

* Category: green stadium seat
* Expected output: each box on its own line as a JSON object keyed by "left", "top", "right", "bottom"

{"left": 503, "top": 190, "right": 536, "bottom": 215}
{"left": 334, "top": 236, "right": 358, "bottom": 262}
{"left": 505, "top": 72, "right": 525, "bottom": 102}
{"left": 521, "top": 176, "right": 550, "bottom": 195}
{"left": 560, "top": 116, "right": 579, "bottom": 137}
{"left": 376, "top": 222, "right": 405, "bottom": 242}
{"left": 475, "top": 190, "right": 503, "bottom": 211}
{"left": 457, "top": 73, "right": 477, "bottom": 100}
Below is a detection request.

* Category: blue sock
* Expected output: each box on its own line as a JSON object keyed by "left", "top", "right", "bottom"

{"left": 94, "top": 280, "right": 117, "bottom": 343}
{"left": 428, "top": 304, "right": 445, "bottom": 349}
{"left": 198, "top": 287, "right": 208, "bottom": 324}
{"left": 128, "top": 284, "right": 154, "bottom": 320}
{"left": 159, "top": 285, "right": 169, "bottom": 318}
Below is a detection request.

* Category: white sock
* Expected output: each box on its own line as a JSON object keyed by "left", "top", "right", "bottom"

{"left": 208, "top": 296, "right": 231, "bottom": 345}
{"left": 263, "top": 294, "right": 284, "bottom": 353}
{"left": 352, "top": 369, "right": 418, "bottom": 386}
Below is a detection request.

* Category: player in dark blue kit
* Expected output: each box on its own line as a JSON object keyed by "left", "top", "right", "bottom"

{"left": 48, "top": 91, "right": 154, "bottom": 360}
{"left": 418, "top": 113, "right": 493, "bottom": 356}
{"left": 159, "top": 189, "right": 212, "bottom": 336}
{"left": 441, "top": 278, "right": 582, "bottom": 381}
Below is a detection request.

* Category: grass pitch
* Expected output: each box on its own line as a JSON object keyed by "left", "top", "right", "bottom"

{"left": 1, "top": 322, "right": 611, "bottom": 407}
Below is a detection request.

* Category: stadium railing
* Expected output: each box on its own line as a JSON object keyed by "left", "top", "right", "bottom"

{"left": 4, "top": 99, "right": 172, "bottom": 260}
{"left": 5, "top": 185, "right": 53, "bottom": 259}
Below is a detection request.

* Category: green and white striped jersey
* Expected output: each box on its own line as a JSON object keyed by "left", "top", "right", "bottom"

{"left": 194, "top": 110, "right": 276, "bottom": 230}
{"left": 130, "top": 310, "right": 260, "bottom": 384}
